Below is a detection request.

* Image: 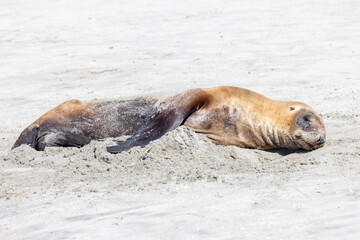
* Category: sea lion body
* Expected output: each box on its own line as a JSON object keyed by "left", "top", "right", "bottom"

{"left": 12, "top": 86, "right": 326, "bottom": 152}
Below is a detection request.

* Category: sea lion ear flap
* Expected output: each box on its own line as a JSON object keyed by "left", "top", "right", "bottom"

{"left": 106, "top": 89, "right": 208, "bottom": 153}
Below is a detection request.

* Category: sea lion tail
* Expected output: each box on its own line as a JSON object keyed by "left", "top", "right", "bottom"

{"left": 106, "top": 89, "right": 208, "bottom": 153}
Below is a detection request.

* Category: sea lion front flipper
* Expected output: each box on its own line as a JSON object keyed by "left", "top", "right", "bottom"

{"left": 106, "top": 89, "right": 208, "bottom": 153}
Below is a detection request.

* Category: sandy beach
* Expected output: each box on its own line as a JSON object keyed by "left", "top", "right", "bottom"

{"left": 1, "top": 0, "right": 360, "bottom": 239}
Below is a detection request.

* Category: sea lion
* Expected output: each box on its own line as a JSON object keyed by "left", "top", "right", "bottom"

{"left": 12, "top": 86, "right": 326, "bottom": 153}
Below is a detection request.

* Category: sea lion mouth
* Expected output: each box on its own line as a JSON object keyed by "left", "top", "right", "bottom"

{"left": 312, "top": 133, "right": 326, "bottom": 149}
{"left": 317, "top": 134, "right": 326, "bottom": 145}
{"left": 294, "top": 132, "right": 326, "bottom": 150}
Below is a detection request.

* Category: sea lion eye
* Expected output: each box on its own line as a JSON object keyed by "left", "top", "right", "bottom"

{"left": 303, "top": 115, "right": 311, "bottom": 122}
{"left": 289, "top": 107, "right": 295, "bottom": 111}
{"left": 296, "top": 114, "right": 312, "bottom": 130}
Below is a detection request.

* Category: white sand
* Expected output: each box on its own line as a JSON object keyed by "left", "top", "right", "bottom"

{"left": 1, "top": 0, "right": 360, "bottom": 239}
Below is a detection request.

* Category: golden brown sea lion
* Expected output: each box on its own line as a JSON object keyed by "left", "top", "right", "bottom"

{"left": 12, "top": 86, "right": 326, "bottom": 153}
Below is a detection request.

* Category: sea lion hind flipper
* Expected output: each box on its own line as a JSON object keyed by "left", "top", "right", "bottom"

{"left": 49, "top": 132, "right": 91, "bottom": 148}
{"left": 106, "top": 89, "right": 208, "bottom": 153}
{"left": 31, "top": 131, "right": 90, "bottom": 151}
{"left": 12, "top": 126, "right": 39, "bottom": 150}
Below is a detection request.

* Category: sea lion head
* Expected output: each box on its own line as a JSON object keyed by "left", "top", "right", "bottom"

{"left": 287, "top": 103, "right": 326, "bottom": 150}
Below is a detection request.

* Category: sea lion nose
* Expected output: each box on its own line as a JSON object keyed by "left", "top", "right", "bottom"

{"left": 317, "top": 134, "right": 325, "bottom": 145}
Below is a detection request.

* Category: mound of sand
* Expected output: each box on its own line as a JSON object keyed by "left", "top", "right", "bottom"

{"left": 3, "top": 126, "right": 321, "bottom": 197}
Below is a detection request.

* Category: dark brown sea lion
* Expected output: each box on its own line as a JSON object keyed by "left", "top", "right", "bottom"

{"left": 12, "top": 86, "right": 326, "bottom": 153}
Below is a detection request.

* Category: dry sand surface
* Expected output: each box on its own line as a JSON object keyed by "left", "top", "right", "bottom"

{"left": 1, "top": 0, "right": 360, "bottom": 239}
